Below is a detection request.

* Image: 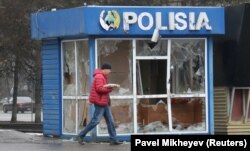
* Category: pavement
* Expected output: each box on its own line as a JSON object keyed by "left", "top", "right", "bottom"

{"left": 0, "top": 129, "right": 130, "bottom": 151}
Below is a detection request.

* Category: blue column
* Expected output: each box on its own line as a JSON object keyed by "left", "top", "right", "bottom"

{"left": 88, "top": 37, "right": 96, "bottom": 140}
{"left": 207, "top": 37, "right": 214, "bottom": 134}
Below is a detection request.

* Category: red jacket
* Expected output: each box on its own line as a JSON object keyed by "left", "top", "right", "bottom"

{"left": 89, "top": 69, "right": 112, "bottom": 106}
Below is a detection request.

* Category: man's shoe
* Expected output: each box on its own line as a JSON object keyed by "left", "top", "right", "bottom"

{"left": 77, "top": 137, "right": 85, "bottom": 145}
{"left": 110, "top": 140, "right": 122, "bottom": 145}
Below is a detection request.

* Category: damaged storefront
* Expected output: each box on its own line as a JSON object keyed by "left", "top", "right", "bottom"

{"left": 31, "top": 6, "right": 224, "bottom": 140}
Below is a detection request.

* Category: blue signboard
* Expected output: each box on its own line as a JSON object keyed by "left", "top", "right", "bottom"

{"left": 31, "top": 6, "right": 224, "bottom": 39}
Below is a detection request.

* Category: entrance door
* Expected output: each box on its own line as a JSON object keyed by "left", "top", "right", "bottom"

{"left": 135, "top": 39, "right": 170, "bottom": 133}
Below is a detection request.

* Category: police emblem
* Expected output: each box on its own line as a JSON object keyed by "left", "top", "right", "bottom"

{"left": 99, "top": 10, "right": 120, "bottom": 31}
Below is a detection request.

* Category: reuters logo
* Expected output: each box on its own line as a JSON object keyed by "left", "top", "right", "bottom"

{"left": 99, "top": 10, "right": 120, "bottom": 31}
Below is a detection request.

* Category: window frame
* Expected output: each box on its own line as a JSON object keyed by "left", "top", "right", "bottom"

{"left": 229, "top": 87, "right": 250, "bottom": 123}
{"left": 61, "top": 39, "right": 89, "bottom": 135}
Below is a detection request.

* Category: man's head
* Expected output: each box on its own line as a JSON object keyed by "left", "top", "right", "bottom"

{"left": 101, "top": 63, "right": 112, "bottom": 75}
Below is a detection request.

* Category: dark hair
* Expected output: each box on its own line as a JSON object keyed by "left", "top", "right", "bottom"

{"left": 101, "top": 63, "right": 112, "bottom": 70}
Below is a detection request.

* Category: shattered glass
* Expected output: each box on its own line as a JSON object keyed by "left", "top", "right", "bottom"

{"left": 170, "top": 97, "right": 206, "bottom": 131}
{"left": 78, "top": 99, "right": 90, "bottom": 133}
{"left": 170, "top": 39, "right": 205, "bottom": 94}
{"left": 62, "top": 40, "right": 90, "bottom": 134}
{"left": 97, "top": 40, "right": 133, "bottom": 95}
{"left": 98, "top": 99, "right": 134, "bottom": 134}
{"left": 137, "top": 98, "right": 169, "bottom": 133}
{"left": 76, "top": 41, "right": 90, "bottom": 96}
{"left": 62, "top": 38, "right": 207, "bottom": 135}
{"left": 63, "top": 99, "right": 76, "bottom": 134}
{"left": 136, "top": 40, "right": 168, "bottom": 56}
{"left": 97, "top": 39, "right": 134, "bottom": 134}
{"left": 137, "top": 97, "right": 206, "bottom": 133}
{"left": 63, "top": 42, "right": 76, "bottom": 96}
{"left": 136, "top": 39, "right": 206, "bottom": 133}
{"left": 97, "top": 40, "right": 122, "bottom": 56}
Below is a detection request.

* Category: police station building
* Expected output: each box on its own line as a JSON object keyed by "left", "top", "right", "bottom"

{"left": 31, "top": 6, "right": 224, "bottom": 141}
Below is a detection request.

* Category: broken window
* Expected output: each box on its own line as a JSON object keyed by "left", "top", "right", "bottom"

{"left": 63, "top": 99, "right": 76, "bottom": 133}
{"left": 62, "top": 40, "right": 90, "bottom": 134}
{"left": 136, "top": 40, "right": 168, "bottom": 56}
{"left": 62, "top": 38, "right": 207, "bottom": 135}
{"left": 136, "top": 39, "right": 169, "bottom": 133}
{"left": 171, "top": 98, "right": 206, "bottom": 131}
{"left": 98, "top": 99, "right": 134, "bottom": 134}
{"left": 169, "top": 39, "right": 206, "bottom": 131}
{"left": 170, "top": 39, "right": 205, "bottom": 94}
{"left": 97, "top": 39, "right": 133, "bottom": 95}
{"left": 63, "top": 40, "right": 89, "bottom": 96}
{"left": 136, "top": 39, "right": 206, "bottom": 133}
{"left": 97, "top": 39, "right": 134, "bottom": 134}
{"left": 136, "top": 60, "right": 167, "bottom": 95}
{"left": 78, "top": 99, "right": 90, "bottom": 131}
{"left": 137, "top": 98, "right": 169, "bottom": 133}
{"left": 63, "top": 42, "right": 76, "bottom": 96}
{"left": 76, "top": 41, "right": 90, "bottom": 96}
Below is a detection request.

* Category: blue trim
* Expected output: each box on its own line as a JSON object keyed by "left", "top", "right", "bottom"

{"left": 58, "top": 38, "right": 62, "bottom": 136}
{"left": 207, "top": 37, "right": 214, "bottom": 134}
{"left": 95, "top": 135, "right": 130, "bottom": 142}
{"left": 31, "top": 7, "right": 85, "bottom": 40}
{"left": 88, "top": 38, "right": 97, "bottom": 140}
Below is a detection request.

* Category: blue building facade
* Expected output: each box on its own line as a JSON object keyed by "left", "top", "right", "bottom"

{"left": 31, "top": 6, "right": 224, "bottom": 140}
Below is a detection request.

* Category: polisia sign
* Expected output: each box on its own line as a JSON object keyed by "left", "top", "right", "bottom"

{"left": 86, "top": 6, "right": 225, "bottom": 35}
{"left": 101, "top": 11, "right": 212, "bottom": 32}
{"left": 122, "top": 12, "right": 212, "bottom": 31}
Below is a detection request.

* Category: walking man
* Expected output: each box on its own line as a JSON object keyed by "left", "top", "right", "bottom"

{"left": 77, "top": 63, "right": 122, "bottom": 145}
